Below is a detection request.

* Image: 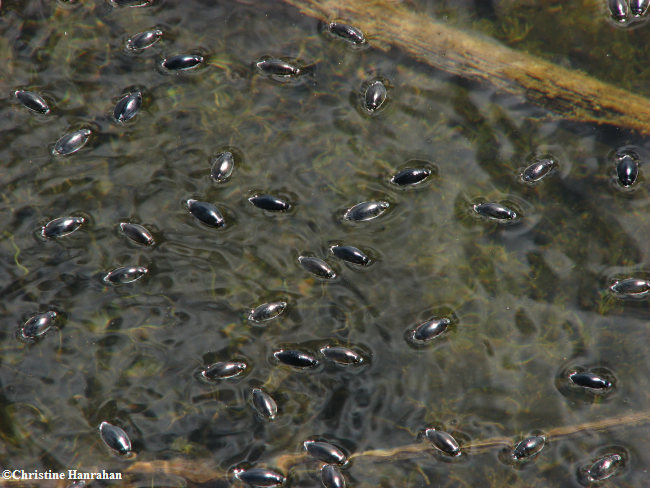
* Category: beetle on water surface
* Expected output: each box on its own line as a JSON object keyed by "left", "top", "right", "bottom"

{"left": 304, "top": 439, "right": 347, "bottom": 465}
{"left": 53, "top": 129, "right": 91, "bottom": 156}
{"left": 113, "top": 92, "right": 142, "bottom": 123}
{"left": 364, "top": 80, "right": 387, "bottom": 112}
{"left": 15, "top": 90, "right": 50, "bottom": 114}
{"left": 274, "top": 349, "right": 319, "bottom": 369}
{"left": 298, "top": 256, "right": 337, "bottom": 279}
{"left": 233, "top": 467, "right": 285, "bottom": 487}
{"left": 424, "top": 428, "right": 461, "bottom": 457}
{"left": 103, "top": 266, "right": 148, "bottom": 284}
{"left": 98, "top": 422, "right": 132, "bottom": 455}
{"left": 521, "top": 157, "right": 556, "bottom": 183}
{"left": 119, "top": 222, "right": 154, "bottom": 246}
{"left": 126, "top": 29, "right": 162, "bottom": 51}
{"left": 162, "top": 54, "right": 203, "bottom": 71}
{"left": 42, "top": 216, "right": 85, "bottom": 238}
{"left": 211, "top": 151, "right": 235, "bottom": 182}
{"left": 250, "top": 388, "right": 278, "bottom": 420}
{"left": 187, "top": 199, "right": 225, "bottom": 228}
{"left": 328, "top": 21, "right": 366, "bottom": 45}
{"left": 248, "top": 301, "right": 287, "bottom": 323}
{"left": 512, "top": 435, "right": 546, "bottom": 460}
{"left": 201, "top": 361, "right": 247, "bottom": 380}
{"left": 20, "top": 311, "right": 58, "bottom": 339}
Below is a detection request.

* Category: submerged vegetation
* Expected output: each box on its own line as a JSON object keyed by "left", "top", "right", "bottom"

{"left": 0, "top": 0, "right": 649, "bottom": 487}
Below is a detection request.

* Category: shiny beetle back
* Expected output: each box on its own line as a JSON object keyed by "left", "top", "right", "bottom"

{"left": 298, "top": 256, "right": 337, "bottom": 279}
{"left": 364, "top": 80, "right": 387, "bottom": 112}
{"left": 630, "top": 0, "right": 650, "bottom": 16}
{"left": 113, "top": 92, "right": 142, "bottom": 123}
{"left": 328, "top": 22, "right": 366, "bottom": 45}
{"left": 609, "top": 278, "right": 650, "bottom": 297}
{"left": 99, "top": 421, "right": 132, "bottom": 455}
{"left": 53, "top": 129, "right": 91, "bottom": 156}
{"left": 569, "top": 371, "right": 612, "bottom": 390}
{"left": 424, "top": 428, "right": 461, "bottom": 456}
{"left": 201, "top": 361, "right": 247, "bottom": 380}
{"left": 587, "top": 454, "right": 623, "bottom": 482}
{"left": 234, "top": 467, "right": 285, "bottom": 487}
{"left": 249, "top": 301, "right": 287, "bottom": 323}
{"left": 162, "top": 54, "right": 203, "bottom": 70}
{"left": 103, "top": 266, "right": 148, "bottom": 284}
{"left": 187, "top": 199, "right": 225, "bottom": 228}
{"left": 42, "top": 216, "right": 85, "bottom": 238}
{"left": 126, "top": 29, "right": 162, "bottom": 51}
{"left": 615, "top": 153, "right": 639, "bottom": 187}
{"left": 274, "top": 349, "right": 319, "bottom": 369}
{"left": 119, "top": 222, "right": 154, "bottom": 246}
{"left": 390, "top": 167, "right": 431, "bottom": 186}
{"left": 20, "top": 311, "right": 58, "bottom": 339}
{"left": 251, "top": 388, "right": 278, "bottom": 420}
{"left": 321, "top": 464, "right": 346, "bottom": 488}
{"left": 15, "top": 90, "right": 50, "bottom": 114}
{"left": 320, "top": 345, "right": 364, "bottom": 365}
{"left": 111, "top": 0, "right": 153, "bottom": 6}
{"left": 211, "top": 151, "right": 235, "bottom": 182}
{"left": 256, "top": 57, "right": 301, "bottom": 77}
{"left": 330, "top": 245, "right": 370, "bottom": 265}
{"left": 407, "top": 317, "right": 451, "bottom": 344}
{"left": 609, "top": 0, "right": 630, "bottom": 21}
{"left": 473, "top": 202, "right": 518, "bottom": 222}
{"left": 512, "top": 435, "right": 546, "bottom": 460}
{"left": 344, "top": 201, "right": 389, "bottom": 221}
{"left": 521, "top": 157, "right": 556, "bottom": 183}
{"left": 304, "top": 440, "right": 347, "bottom": 465}
{"left": 248, "top": 194, "right": 291, "bottom": 212}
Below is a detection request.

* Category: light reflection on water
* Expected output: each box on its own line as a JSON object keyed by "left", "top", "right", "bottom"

{"left": 0, "top": 0, "right": 649, "bottom": 486}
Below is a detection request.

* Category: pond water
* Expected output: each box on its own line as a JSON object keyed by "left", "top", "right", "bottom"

{"left": 1, "top": 1, "right": 649, "bottom": 487}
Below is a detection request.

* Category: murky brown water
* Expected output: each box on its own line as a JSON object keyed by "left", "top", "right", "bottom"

{"left": 1, "top": 1, "right": 649, "bottom": 487}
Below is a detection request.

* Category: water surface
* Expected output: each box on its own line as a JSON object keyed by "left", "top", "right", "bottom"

{"left": 1, "top": 1, "right": 649, "bottom": 487}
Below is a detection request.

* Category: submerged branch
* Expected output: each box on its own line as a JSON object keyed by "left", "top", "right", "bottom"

{"left": 123, "top": 410, "right": 650, "bottom": 483}
{"left": 280, "top": 0, "right": 650, "bottom": 135}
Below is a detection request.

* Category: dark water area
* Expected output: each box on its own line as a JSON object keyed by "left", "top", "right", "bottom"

{"left": 1, "top": 0, "right": 649, "bottom": 487}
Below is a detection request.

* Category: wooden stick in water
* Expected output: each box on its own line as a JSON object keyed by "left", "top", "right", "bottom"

{"left": 280, "top": 0, "right": 650, "bottom": 135}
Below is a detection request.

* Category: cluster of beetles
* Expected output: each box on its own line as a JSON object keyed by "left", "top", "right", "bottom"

{"left": 10, "top": 0, "right": 647, "bottom": 486}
